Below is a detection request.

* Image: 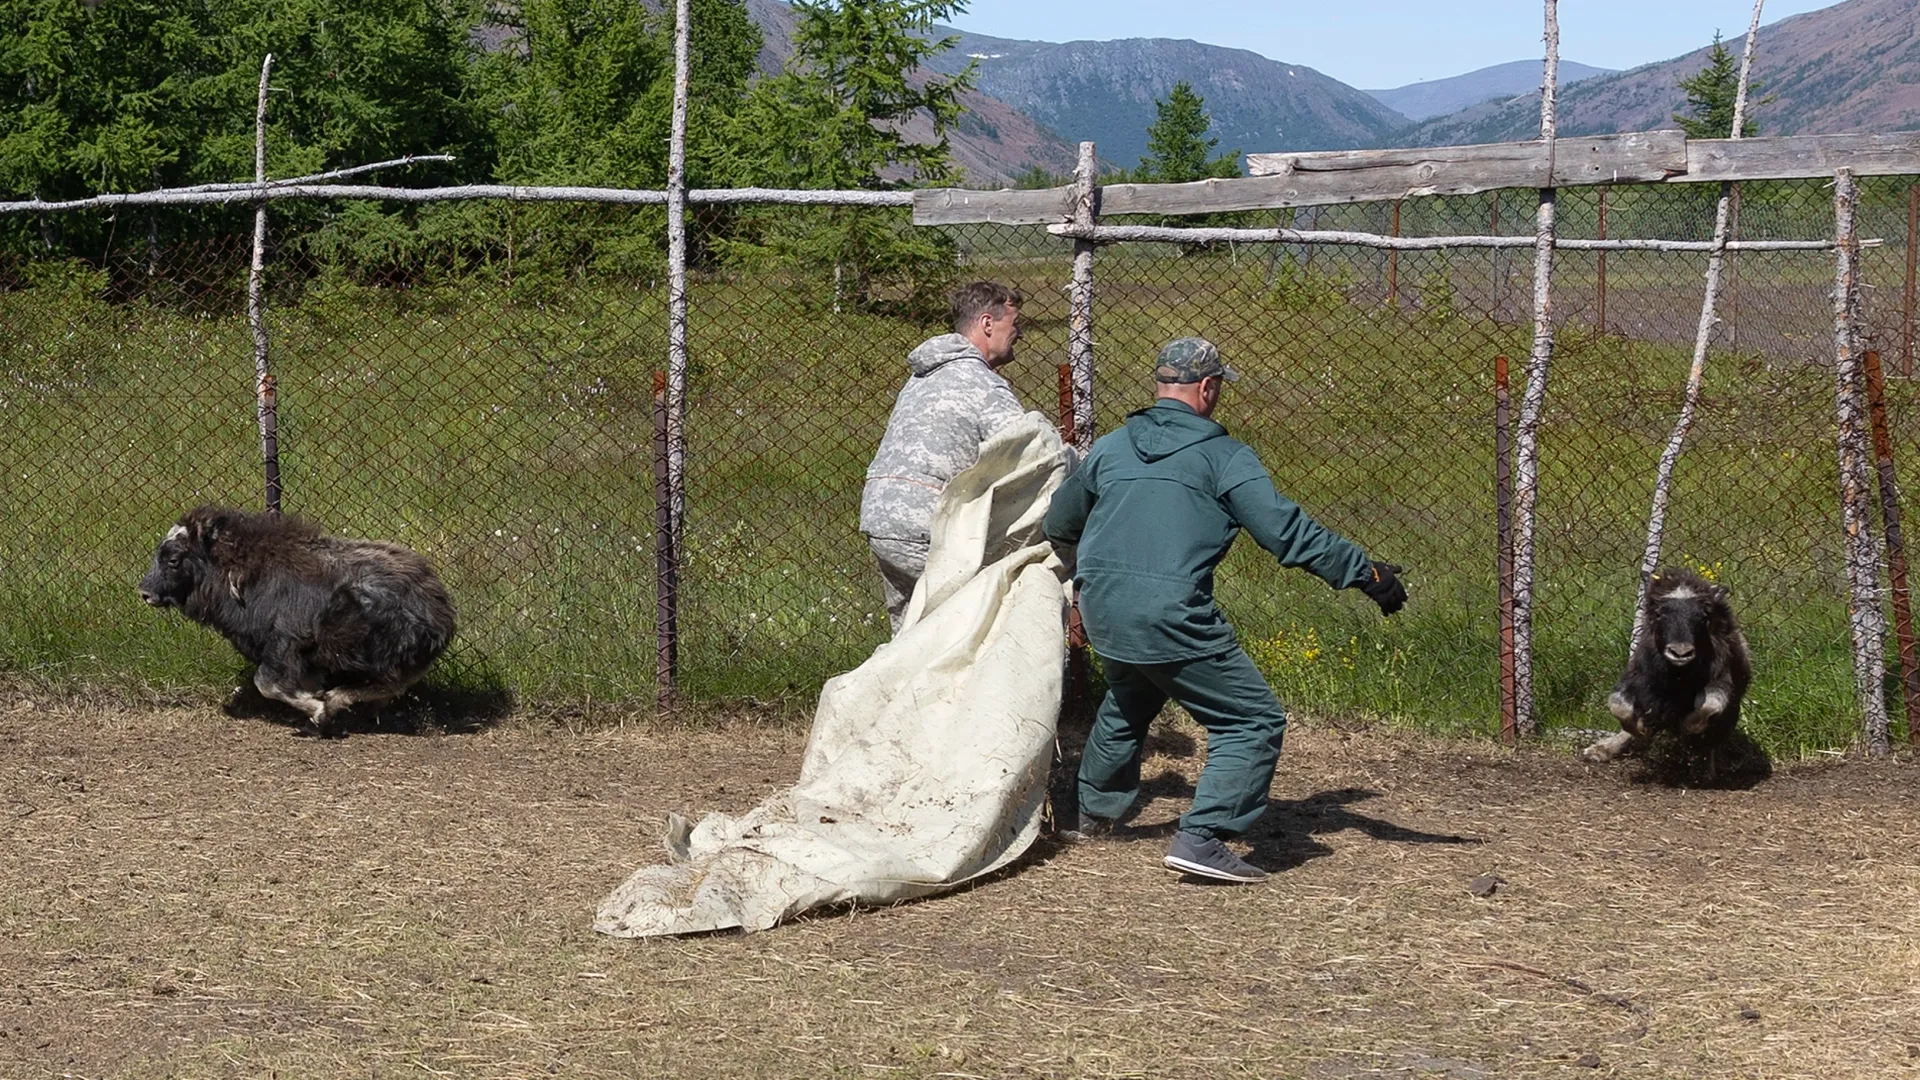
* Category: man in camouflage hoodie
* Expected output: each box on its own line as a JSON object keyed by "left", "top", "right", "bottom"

{"left": 861, "top": 282, "right": 1030, "bottom": 631}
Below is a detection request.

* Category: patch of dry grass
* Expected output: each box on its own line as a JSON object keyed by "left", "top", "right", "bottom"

{"left": 2, "top": 694, "right": 1917, "bottom": 1078}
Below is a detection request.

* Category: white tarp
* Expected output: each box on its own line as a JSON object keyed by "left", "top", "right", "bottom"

{"left": 594, "top": 414, "right": 1070, "bottom": 937}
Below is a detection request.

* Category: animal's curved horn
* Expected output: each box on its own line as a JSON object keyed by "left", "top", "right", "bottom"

{"left": 195, "top": 511, "right": 233, "bottom": 551}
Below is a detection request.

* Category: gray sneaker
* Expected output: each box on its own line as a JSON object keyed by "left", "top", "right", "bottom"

{"left": 1164, "top": 831, "right": 1268, "bottom": 883}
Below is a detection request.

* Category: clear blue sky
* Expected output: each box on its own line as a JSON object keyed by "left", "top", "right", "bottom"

{"left": 944, "top": 0, "right": 1841, "bottom": 89}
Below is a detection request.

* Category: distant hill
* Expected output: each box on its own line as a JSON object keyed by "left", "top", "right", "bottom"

{"left": 1366, "top": 60, "right": 1613, "bottom": 121}
{"left": 745, "top": 2, "right": 1410, "bottom": 177}
{"left": 916, "top": 32, "right": 1412, "bottom": 170}
{"left": 742, "top": 0, "right": 1080, "bottom": 185}
{"left": 1401, "top": 0, "right": 1920, "bottom": 145}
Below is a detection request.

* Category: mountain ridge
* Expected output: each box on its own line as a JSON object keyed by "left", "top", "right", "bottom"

{"left": 744, "top": 1, "right": 1413, "bottom": 180}
{"left": 915, "top": 31, "right": 1412, "bottom": 170}
{"left": 740, "top": 0, "right": 1919, "bottom": 186}
{"left": 1366, "top": 60, "right": 1614, "bottom": 122}
{"left": 1400, "top": 0, "right": 1920, "bottom": 146}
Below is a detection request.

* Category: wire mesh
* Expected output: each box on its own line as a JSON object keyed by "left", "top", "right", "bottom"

{"left": 1, "top": 178, "right": 1916, "bottom": 748}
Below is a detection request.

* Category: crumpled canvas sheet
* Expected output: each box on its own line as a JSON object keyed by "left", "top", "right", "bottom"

{"left": 595, "top": 414, "right": 1070, "bottom": 937}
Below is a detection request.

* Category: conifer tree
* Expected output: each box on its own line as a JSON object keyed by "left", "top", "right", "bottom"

{"left": 1673, "top": 32, "right": 1771, "bottom": 139}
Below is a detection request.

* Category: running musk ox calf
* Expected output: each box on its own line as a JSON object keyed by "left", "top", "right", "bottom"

{"left": 1582, "top": 568, "right": 1752, "bottom": 765}
{"left": 139, "top": 506, "right": 456, "bottom": 738}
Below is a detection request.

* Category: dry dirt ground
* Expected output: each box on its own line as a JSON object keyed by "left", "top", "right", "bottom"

{"left": 2, "top": 693, "right": 1917, "bottom": 1080}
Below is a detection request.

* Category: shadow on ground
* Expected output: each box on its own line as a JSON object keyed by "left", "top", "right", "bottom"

{"left": 1247, "top": 786, "right": 1483, "bottom": 871}
{"left": 220, "top": 666, "right": 515, "bottom": 737}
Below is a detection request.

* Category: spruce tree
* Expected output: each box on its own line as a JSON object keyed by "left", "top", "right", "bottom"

{"left": 1138, "top": 81, "right": 1240, "bottom": 184}
{"left": 717, "top": 0, "right": 978, "bottom": 315}
{"left": 1673, "top": 32, "right": 1770, "bottom": 139}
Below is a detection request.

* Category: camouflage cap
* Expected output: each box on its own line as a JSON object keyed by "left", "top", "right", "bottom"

{"left": 1153, "top": 337, "right": 1240, "bottom": 384}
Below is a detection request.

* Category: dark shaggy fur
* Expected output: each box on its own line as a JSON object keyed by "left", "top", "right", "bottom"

{"left": 1584, "top": 568, "right": 1753, "bottom": 770}
{"left": 139, "top": 506, "right": 457, "bottom": 738}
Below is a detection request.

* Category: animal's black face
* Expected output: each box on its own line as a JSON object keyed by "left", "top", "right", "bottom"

{"left": 1649, "top": 581, "right": 1727, "bottom": 668}
{"left": 139, "top": 523, "right": 206, "bottom": 609}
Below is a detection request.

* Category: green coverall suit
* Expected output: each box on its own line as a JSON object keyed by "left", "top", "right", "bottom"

{"left": 1042, "top": 398, "right": 1377, "bottom": 840}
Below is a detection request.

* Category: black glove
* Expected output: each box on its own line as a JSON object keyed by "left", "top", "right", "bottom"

{"left": 1360, "top": 561, "right": 1406, "bottom": 616}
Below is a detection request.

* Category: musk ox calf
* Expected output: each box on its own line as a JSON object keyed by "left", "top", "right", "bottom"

{"left": 139, "top": 506, "right": 456, "bottom": 738}
{"left": 1582, "top": 568, "right": 1752, "bottom": 767}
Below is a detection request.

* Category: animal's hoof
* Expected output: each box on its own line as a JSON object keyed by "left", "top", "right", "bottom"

{"left": 1578, "top": 744, "right": 1613, "bottom": 764}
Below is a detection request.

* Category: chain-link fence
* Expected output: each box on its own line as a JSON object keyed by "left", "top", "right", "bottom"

{"left": 3, "top": 177, "right": 1915, "bottom": 749}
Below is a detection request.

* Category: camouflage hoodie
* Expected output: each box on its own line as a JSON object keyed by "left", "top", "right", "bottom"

{"left": 860, "top": 333, "right": 1026, "bottom": 542}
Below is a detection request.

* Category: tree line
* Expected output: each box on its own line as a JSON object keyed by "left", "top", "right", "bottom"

{"left": 0, "top": 0, "right": 994, "bottom": 310}
{"left": 4, "top": 3, "right": 1789, "bottom": 305}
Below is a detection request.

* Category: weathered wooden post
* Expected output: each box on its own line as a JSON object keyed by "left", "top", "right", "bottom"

{"left": 653, "top": 371, "right": 677, "bottom": 696}
{"left": 1496, "top": 355, "right": 1517, "bottom": 746}
{"left": 658, "top": 0, "right": 692, "bottom": 704}
{"left": 1509, "top": 0, "right": 1562, "bottom": 736}
{"left": 1833, "top": 169, "right": 1891, "bottom": 756}
{"left": 1863, "top": 349, "right": 1920, "bottom": 742}
{"left": 1068, "top": 141, "right": 1097, "bottom": 453}
{"left": 248, "top": 53, "right": 281, "bottom": 514}
{"left": 1057, "top": 362, "right": 1088, "bottom": 718}
{"left": 1630, "top": 0, "right": 1766, "bottom": 656}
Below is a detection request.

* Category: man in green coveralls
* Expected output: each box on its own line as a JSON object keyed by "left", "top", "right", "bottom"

{"left": 1042, "top": 337, "right": 1406, "bottom": 884}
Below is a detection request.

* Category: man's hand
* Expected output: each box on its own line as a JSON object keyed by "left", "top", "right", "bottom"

{"left": 1361, "top": 561, "right": 1406, "bottom": 616}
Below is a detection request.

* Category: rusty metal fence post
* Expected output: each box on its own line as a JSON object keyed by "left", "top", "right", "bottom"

{"left": 1864, "top": 349, "right": 1919, "bottom": 743}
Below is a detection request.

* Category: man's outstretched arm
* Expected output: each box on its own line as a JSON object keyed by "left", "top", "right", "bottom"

{"left": 1222, "top": 467, "right": 1371, "bottom": 591}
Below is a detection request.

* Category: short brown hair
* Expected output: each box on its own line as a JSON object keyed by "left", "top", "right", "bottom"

{"left": 949, "top": 281, "right": 1023, "bottom": 333}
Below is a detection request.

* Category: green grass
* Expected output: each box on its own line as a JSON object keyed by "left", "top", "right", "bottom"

{"left": 0, "top": 239, "right": 1910, "bottom": 756}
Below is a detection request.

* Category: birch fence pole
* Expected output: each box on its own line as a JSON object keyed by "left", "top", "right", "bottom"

{"left": 1496, "top": 355, "right": 1517, "bottom": 746}
{"left": 1832, "top": 169, "right": 1891, "bottom": 756}
{"left": 1068, "top": 141, "right": 1098, "bottom": 453}
{"left": 1629, "top": 0, "right": 1766, "bottom": 655}
{"left": 1508, "top": 0, "right": 1560, "bottom": 735}
{"left": 658, "top": 0, "right": 692, "bottom": 703}
{"left": 653, "top": 370, "right": 675, "bottom": 700}
{"left": 248, "top": 54, "right": 281, "bottom": 514}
